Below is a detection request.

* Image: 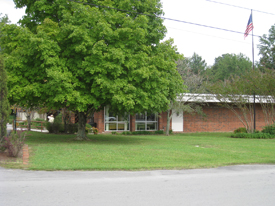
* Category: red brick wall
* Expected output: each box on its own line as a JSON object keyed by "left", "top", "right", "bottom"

{"left": 158, "top": 111, "right": 172, "bottom": 131}
{"left": 94, "top": 110, "right": 105, "bottom": 133}
{"left": 130, "top": 115, "right": 135, "bottom": 132}
{"left": 90, "top": 104, "right": 267, "bottom": 134}
{"left": 183, "top": 103, "right": 266, "bottom": 132}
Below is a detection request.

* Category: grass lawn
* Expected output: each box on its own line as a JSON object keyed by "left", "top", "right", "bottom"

{"left": 7, "top": 132, "right": 275, "bottom": 170}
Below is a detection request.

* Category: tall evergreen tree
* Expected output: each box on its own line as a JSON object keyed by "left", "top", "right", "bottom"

{"left": 188, "top": 53, "right": 207, "bottom": 75}
{"left": 0, "top": 56, "right": 10, "bottom": 139}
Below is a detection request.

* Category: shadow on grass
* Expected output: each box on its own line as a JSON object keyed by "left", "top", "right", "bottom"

{"left": 25, "top": 131, "right": 158, "bottom": 145}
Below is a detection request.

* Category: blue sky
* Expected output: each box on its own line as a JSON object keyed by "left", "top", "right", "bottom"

{"left": 1, "top": 0, "right": 274, "bottom": 66}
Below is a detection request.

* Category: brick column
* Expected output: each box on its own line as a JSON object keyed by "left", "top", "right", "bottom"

{"left": 94, "top": 110, "right": 105, "bottom": 133}
{"left": 22, "top": 144, "right": 29, "bottom": 165}
{"left": 130, "top": 115, "right": 135, "bottom": 132}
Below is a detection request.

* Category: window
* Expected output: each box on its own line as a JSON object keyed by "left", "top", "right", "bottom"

{"left": 135, "top": 112, "right": 157, "bottom": 131}
{"left": 105, "top": 106, "right": 129, "bottom": 131}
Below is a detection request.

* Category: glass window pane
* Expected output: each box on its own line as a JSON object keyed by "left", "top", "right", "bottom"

{"left": 136, "top": 122, "right": 145, "bottom": 131}
{"left": 107, "top": 123, "right": 116, "bottom": 131}
{"left": 105, "top": 106, "right": 130, "bottom": 131}
{"left": 117, "top": 114, "right": 124, "bottom": 121}
{"left": 147, "top": 122, "right": 157, "bottom": 130}
{"left": 147, "top": 113, "right": 156, "bottom": 121}
{"left": 136, "top": 113, "right": 145, "bottom": 121}
{"left": 117, "top": 123, "right": 126, "bottom": 131}
{"left": 105, "top": 106, "right": 117, "bottom": 122}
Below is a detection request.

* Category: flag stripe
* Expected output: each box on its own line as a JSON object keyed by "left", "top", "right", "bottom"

{"left": 244, "top": 14, "right": 254, "bottom": 39}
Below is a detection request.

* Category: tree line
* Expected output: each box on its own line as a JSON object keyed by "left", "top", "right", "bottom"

{"left": 176, "top": 24, "right": 275, "bottom": 132}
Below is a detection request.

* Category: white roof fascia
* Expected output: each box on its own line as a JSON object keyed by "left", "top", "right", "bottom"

{"left": 177, "top": 93, "right": 274, "bottom": 104}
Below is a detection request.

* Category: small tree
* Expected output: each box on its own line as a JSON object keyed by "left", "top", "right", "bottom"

{"left": 164, "top": 58, "right": 207, "bottom": 136}
{"left": 249, "top": 69, "right": 275, "bottom": 125}
{"left": 23, "top": 108, "right": 36, "bottom": 131}
{"left": 258, "top": 24, "right": 275, "bottom": 70}
{"left": 0, "top": 56, "right": 10, "bottom": 140}
{"left": 206, "top": 74, "right": 256, "bottom": 133}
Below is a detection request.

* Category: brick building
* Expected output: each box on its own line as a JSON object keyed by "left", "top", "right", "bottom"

{"left": 93, "top": 94, "right": 269, "bottom": 133}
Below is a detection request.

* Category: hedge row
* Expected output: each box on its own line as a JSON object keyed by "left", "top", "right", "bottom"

{"left": 231, "top": 132, "right": 275, "bottom": 139}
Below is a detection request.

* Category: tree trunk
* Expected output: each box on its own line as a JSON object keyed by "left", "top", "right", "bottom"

{"left": 76, "top": 112, "right": 88, "bottom": 140}
{"left": 166, "top": 110, "right": 172, "bottom": 136}
{"left": 27, "top": 114, "right": 31, "bottom": 131}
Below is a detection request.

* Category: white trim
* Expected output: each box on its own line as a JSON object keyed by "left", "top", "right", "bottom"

{"left": 177, "top": 93, "right": 274, "bottom": 103}
{"left": 135, "top": 112, "right": 158, "bottom": 131}
{"left": 172, "top": 109, "right": 183, "bottom": 132}
{"left": 104, "top": 106, "right": 130, "bottom": 131}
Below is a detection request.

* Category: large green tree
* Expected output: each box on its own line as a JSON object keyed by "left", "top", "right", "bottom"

{"left": 258, "top": 24, "right": 275, "bottom": 70}
{"left": 210, "top": 53, "right": 252, "bottom": 82}
{"left": 2, "top": 0, "right": 184, "bottom": 139}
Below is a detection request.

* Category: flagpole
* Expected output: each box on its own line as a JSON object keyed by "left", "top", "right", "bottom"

{"left": 251, "top": 9, "right": 256, "bottom": 132}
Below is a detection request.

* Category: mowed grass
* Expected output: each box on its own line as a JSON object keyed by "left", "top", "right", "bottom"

{"left": 25, "top": 132, "right": 275, "bottom": 170}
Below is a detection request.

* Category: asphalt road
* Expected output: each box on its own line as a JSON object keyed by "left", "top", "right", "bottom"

{"left": 1, "top": 165, "right": 275, "bottom": 206}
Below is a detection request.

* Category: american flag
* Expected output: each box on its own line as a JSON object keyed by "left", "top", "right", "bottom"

{"left": 244, "top": 14, "right": 254, "bottom": 39}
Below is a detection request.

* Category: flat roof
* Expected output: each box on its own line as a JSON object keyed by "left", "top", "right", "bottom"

{"left": 177, "top": 93, "right": 274, "bottom": 104}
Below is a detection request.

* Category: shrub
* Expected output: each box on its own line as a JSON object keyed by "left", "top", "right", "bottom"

{"left": 32, "top": 118, "right": 46, "bottom": 129}
{"left": 155, "top": 130, "right": 164, "bottom": 134}
{"left": 46, "top": 122, "right": 54, "bottom": 133}
{"left": 2, "top": 130, "right": 27, "bottom": 157}
{"left": 169, "top": 130, "right": 173, "bottom": 134}
{"left": 122, "top": 131, "right": 132, "bottom": 135}
{"left": 68, "top": 123, "right": 78, "bottom": 134}
{"left": 234, "top": 127, "right": 247, "bottom": 134}
{"left": 231, "top": 132, "right": 275, "bottom": 139}
{"left": 34, "top": 118, "right": 46, "bottom": 122}
{"left": 131, "top": 131, "right": 152, "bottom": 135}
{"left": 92, "top": 127, "right": 98, "bottom": 135}
{"left": 48, "top": 114, "right": 64, "bottom": 133}
{"left": 54, "top": 113, "right": 63, "bottom": 124}
{"left": 85, "top": 123, "right": 92, "bottom": 134}
{"left": 86, "top": 123, "right": 92, "bottom": 129}
{"left": 111, "top": 131, "right": 117, "bottom": 135}
{"left": 262, "top": 124, "right": 275, "bottom": 135}
{"left": 46, "top": 122, "right": 64, "bottom": 133}
{"left": 58, "top": 123, "right": 65, "bottom": 133}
